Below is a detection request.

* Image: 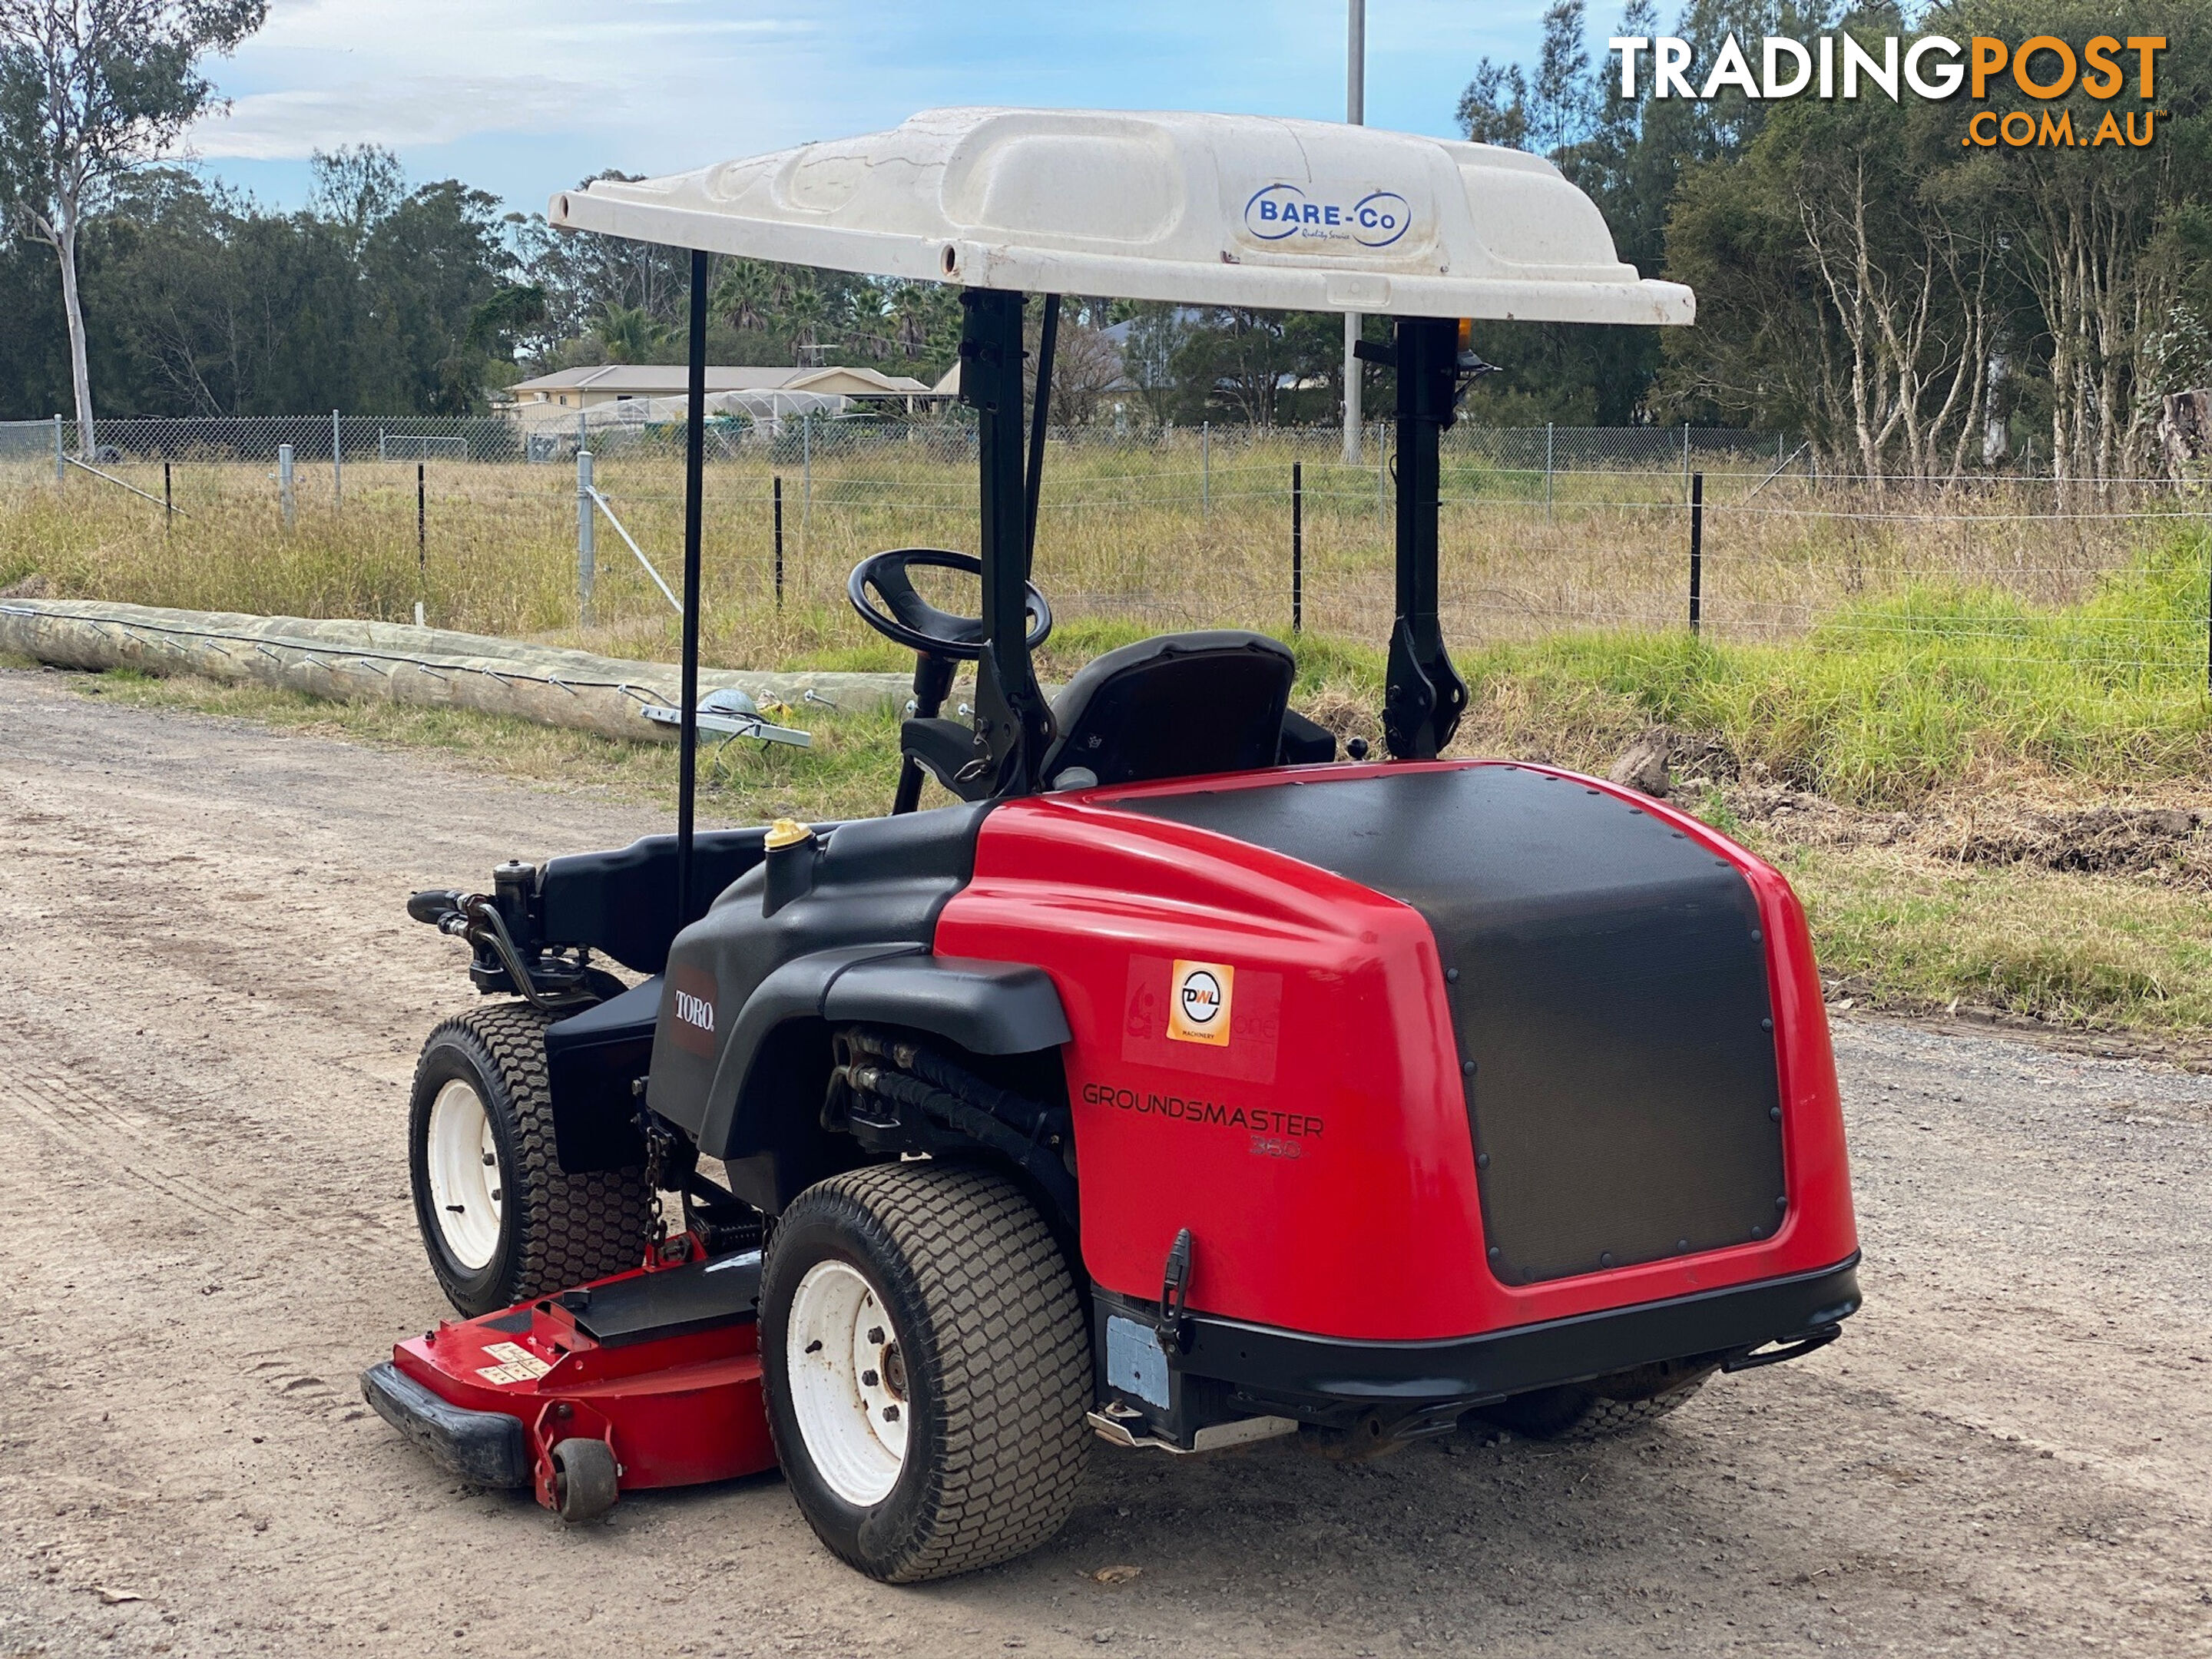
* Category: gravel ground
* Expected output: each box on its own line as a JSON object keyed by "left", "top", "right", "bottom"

{"left": 2, "top": 664, "right": 2207, "bottom": 1658}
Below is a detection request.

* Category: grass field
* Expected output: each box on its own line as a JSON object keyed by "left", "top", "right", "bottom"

{"left": 8, "top": 434, "right": 2211, "bottom": 1042}
{"left": 3, "top": 432, "right": 2191, "bottom": 677}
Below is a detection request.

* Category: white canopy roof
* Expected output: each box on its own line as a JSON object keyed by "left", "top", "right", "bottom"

{"left": 550, "top": 108, "right": 1692, "bottom": 327}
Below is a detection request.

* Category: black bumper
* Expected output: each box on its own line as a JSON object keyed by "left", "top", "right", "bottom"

{"left": 1181, "top": 1253, "right": 1862, "bottom": 1406}
{"left": 361, "top": 1362, "right": 531, "bottom": 1488}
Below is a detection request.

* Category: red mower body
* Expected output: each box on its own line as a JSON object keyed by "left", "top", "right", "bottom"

{"left": 365, "top": 1250, "right": 776, "bottom": 1513}
{"left": 935, "top": 760, "right": 1857, "bottom": 1354}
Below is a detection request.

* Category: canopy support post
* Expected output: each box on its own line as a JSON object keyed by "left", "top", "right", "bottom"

{"left": 677, "top": 248, "right": 707, "bottom": 922}
{"left": 1382, "top": 316, "right": 1467, "bottom": 760}
{"left": 1024, "top": 294, "right": 1059, "bottom": 576}
{"left": 959, "top": 288, "right": 1053, "bottom": 798}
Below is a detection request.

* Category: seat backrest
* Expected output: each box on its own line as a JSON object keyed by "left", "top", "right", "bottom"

{"left": 1040, "top": 630, "right": 1296, "bottom": 790}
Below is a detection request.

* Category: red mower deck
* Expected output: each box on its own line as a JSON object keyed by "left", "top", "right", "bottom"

{"left": 363, "top": 1246, "right": 776, "bottom": 1520}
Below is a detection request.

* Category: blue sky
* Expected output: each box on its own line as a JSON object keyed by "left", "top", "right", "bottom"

{"left": 185, "top": 1, "right": 1601, "bottom": 214}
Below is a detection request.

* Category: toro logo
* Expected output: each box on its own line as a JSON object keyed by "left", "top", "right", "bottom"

{"left": 1243, "top": 184, "right": 1412, "bottom": 250}
{"left": 1167, "top": 959, "right": 1234, "bottom": 1046}
{"left": 668, "top": 965, "right": 719, "bottom": 1058}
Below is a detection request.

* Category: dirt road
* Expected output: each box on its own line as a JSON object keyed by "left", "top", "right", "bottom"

{"left": 2, "top": 664, "right": 2208, "bottom": 1658}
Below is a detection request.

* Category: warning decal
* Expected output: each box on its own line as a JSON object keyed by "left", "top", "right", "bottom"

{"left": 475, "top": 1340, "right": 552, "bottom": 1386}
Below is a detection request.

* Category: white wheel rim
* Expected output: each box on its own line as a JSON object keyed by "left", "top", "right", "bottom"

{"left": 786, "top": 1259, "right": 909, "bottom": 1506}
{"left": 426, "top": 1078, "right": 502, "bottom": 1270}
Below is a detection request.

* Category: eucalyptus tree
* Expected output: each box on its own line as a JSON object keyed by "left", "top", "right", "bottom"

{"left": 0, "top": 0, "right": 266, "bottom": 451}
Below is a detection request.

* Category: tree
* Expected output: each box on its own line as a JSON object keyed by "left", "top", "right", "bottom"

{"left": 310, "top": 143, "right": 402, "bottom": 256}
{"left": 1528, "top": 0, "right": 1596, "bottom": 158}
{"left": 1949, "top": 0, "right": 2212, "bottom": 489}
{"left": 592, "top": 302, "right": 671, "bottom": 365}
{"left": 1174, "top": 308, "right": 1315, "bottom": 426}
{"left": 1663, "top": 83, "right": 2001, "bottom": 478}
{"left": 0, "top": 0, "right": 267, "bottom": 450}
{"left": 1455, "top": 60, "right": 1528, "bottom": 149}
{"left": 1121, "top": 304, "right": 1189, "bottom": 426}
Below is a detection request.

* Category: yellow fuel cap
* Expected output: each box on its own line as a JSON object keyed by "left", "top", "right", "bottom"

{"left": 763, "top": 817, "right": 813, "bottom": 850}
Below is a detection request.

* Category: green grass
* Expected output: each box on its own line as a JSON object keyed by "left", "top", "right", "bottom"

{"left": 1780, "top": 841, "right": 2212, "bottom": 1036}
{"left": 1348, "top": 525, "right": 2212, "bottom": 806}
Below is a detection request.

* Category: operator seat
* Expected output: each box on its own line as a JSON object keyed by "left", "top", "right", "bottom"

{"left": 902, "top": 630, "right": 1308, "bottom": 800}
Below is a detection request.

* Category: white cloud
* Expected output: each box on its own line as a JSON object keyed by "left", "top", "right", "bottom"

{"left": 196, "top": 76, "right": 588, "bottom": 157}
{"left": 189, "top": 0, "right": 814, "bottom": 159}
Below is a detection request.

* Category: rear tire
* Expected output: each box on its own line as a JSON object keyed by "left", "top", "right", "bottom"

{"left": 761, "top": 1161, "right": 1091, "bottom": 1583}
{"left": 408, "top": 1003, "right": 655, "bottom": 1318}
{"left": 1478, "top": 1359, "right": 1715, "bottom": 1442}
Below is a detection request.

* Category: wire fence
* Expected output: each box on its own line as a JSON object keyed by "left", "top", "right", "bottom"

{"left": 5, "top": 413, "right": 2207, "bottom": 680}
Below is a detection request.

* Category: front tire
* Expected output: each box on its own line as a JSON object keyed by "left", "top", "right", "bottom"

{"left": 761, "top": 1162, "right": 1091, "bottom": 1583}
{"left": 408, "top": 1003, "right": 655, "bottom": 1317}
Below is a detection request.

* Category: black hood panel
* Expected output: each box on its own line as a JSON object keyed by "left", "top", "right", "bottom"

{"left": 1119, "top": 767, "right": 1787, "bottom": 1284}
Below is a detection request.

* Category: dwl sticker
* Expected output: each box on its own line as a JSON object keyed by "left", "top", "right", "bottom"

{"left": 1167, "top": 960, "right": 1234, "bottom": 1046}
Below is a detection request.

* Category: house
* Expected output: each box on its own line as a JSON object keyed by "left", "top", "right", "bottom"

{"left": 501, "top": 364, "right": 944, "bottom": 428}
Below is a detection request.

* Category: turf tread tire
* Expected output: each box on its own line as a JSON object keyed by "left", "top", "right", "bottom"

{"left": 763, "top": 1161, "right": 1091, "bottom": 1584}
{"left": 1480, "top": 1363, "right": 1714, "bottom": 1442}
{"left": 410, "top": 1002, "right": 654, "bottom": 1316}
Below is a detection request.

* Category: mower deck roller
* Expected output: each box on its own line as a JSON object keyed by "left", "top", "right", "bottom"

{"left": 368, "top": 107, "right": 1859, "bottom": 1579}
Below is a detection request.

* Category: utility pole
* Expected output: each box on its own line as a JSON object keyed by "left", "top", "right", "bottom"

{"left": 1342, "top": 0, "right": 1366, "bottom": 465}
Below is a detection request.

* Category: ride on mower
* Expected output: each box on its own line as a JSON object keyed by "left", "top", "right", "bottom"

{"left": 361, "top": 108, "right": 1860, "bottom": 1583}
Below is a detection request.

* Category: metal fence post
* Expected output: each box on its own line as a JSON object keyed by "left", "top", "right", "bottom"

{"left": 1681, "top": 422, "right": 1690, "bottom": 493}
{"left": 1688, "top": 472, "right": 1704, "bottom": 634}
{"left": 417, "top": 462, "right": 427, "bottom": 596}
{"left": 164, "top": 461, "right": 173, "bottom": 527}
{"left": 576, "top": 449, "right": 596, "bottom": 624}
{"left": 332, "top": 409, "right": 342, "bottom": 506}
{"left": 773, "top": 475, "right": 785, "bottom": 608}
{"left": 1201, "top": 421, "right": 1210, "bottom": 519}
{"left": 278, "top": 443, "right": 296, "bottom": 528}
{"left": 54, "top": 414, "right": 63, "bottom": 488}
{"left": 802, "top": 414, "right": 812, "bottom": 565}
{"left": 1545, "top": 421, "right": 1555, "bottom": 522}
{"left": 1376, "top": 423, "right": 1387, "bottom": 538}
{"left": 1291, "top": 460, "right": 1303, "bottom": 634}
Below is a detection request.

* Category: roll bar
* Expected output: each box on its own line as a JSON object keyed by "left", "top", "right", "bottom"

{"left": 667, "top": 267, "right": 1473, "bottom": 922}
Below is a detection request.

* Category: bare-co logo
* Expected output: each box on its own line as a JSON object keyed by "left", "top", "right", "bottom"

{"left": 669, "top": 965, "right": 719, "bottom": 1058}
{"left": 1167, "top": 960, "right": 1234, "bottom": 1046}
{"left": 1243, "top": 184, "right": 1411, "bottom": 250}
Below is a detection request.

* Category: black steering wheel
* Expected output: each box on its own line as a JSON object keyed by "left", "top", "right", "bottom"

{"left": 847, "top": 548, "right": 1051, "bottom": 661}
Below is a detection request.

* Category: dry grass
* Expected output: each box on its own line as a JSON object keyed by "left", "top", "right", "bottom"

{"left": 12, "top": 435, "right": 2212, "bottom": 1039}
{"left": 60, "top": 664, "right": 919, "bottom": 825}
{"left": 2, "top": 439, "right": 2190, "bottom": 674}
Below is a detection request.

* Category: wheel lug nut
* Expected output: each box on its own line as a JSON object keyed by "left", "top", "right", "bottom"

{"left": 866, "top": 1326, "right": 885, "bottom": 1344}
{"left": 882, "top": 1405, "right": 899, "bottom": 1422}
{"left": 862, "top": 1369, "right": 879, "bottom": 1387}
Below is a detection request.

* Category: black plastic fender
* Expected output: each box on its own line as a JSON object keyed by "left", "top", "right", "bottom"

{"left": 541, "top": 977, "right": 661, "bottom": 1172}
{"left": 699, "top": 945, "right": 1071, "bottom": 1167}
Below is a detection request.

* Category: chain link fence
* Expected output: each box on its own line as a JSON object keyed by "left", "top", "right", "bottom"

{"left": 5, "top": 413, "right": 2206, "bottom": 678}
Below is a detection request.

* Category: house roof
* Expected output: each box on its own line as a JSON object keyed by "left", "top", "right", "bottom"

{"left": 508, "top": 365, "right": 936, "bottom": 396}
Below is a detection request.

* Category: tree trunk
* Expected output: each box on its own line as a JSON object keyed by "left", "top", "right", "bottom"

{"left": 51, "top": 205, "right": 97, "bottom": 457}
